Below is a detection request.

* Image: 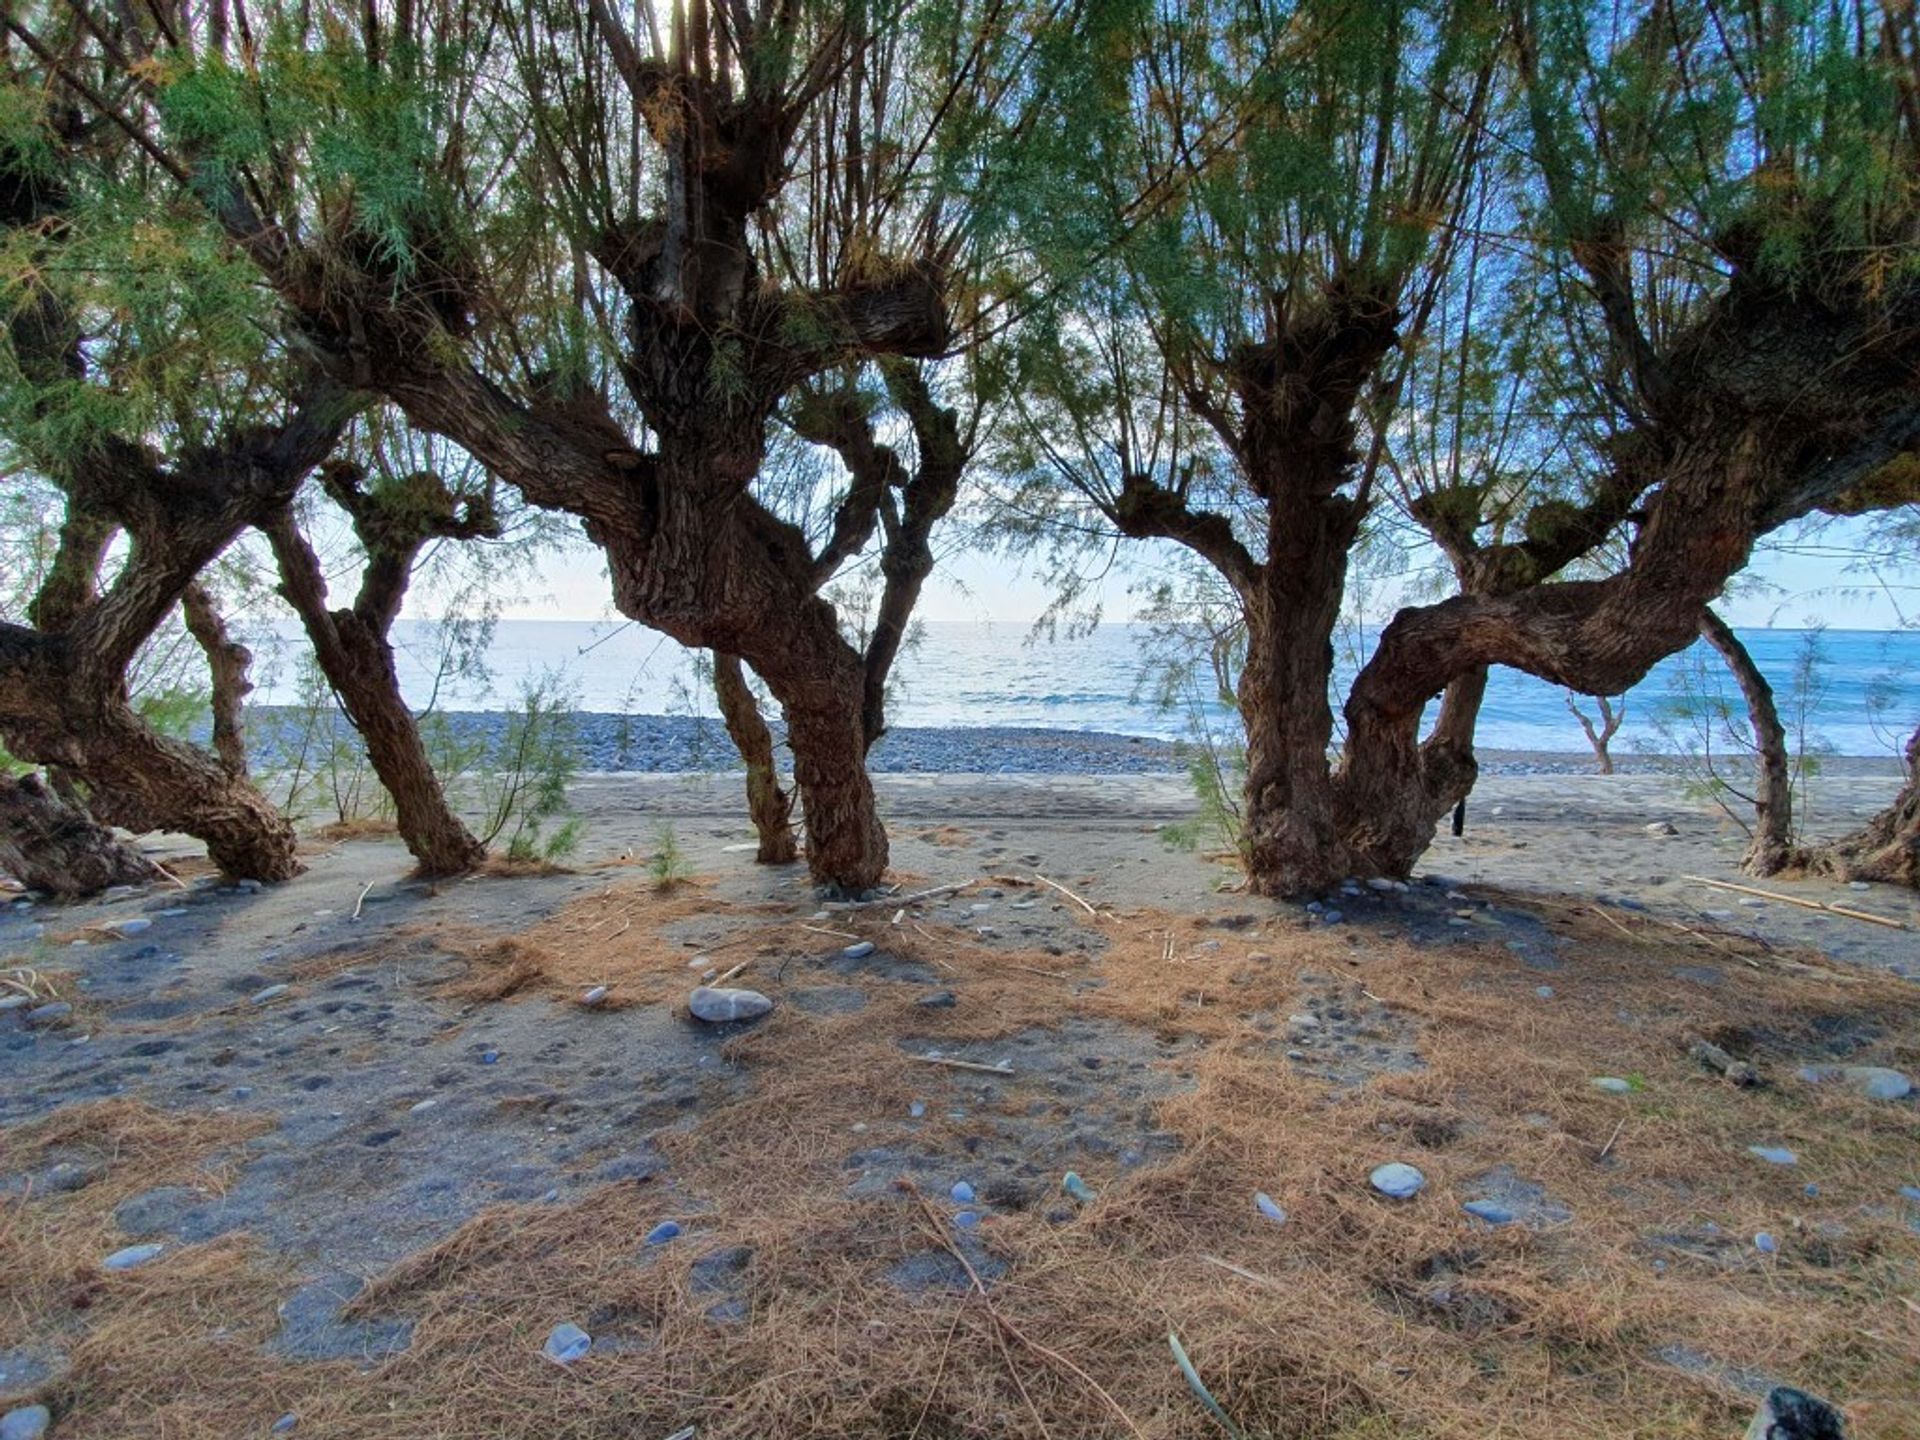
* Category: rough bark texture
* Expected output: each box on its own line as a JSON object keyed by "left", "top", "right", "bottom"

{"left": 711, "top": 651, "right": 796, "bottom": 864}
{"left": 1797, "top": 723, "right": 1920, "bottom": 887}
{"left": 1698, "top": 607, "right": 1794, "bottom": 876}
{"left": 0, "top": 771, "right": 162, "bottom": 897}
{"left": 263, "top": 464, "right": 492, "bottom": 877}
{"left": 180, "top": 580, "right": 254, "bottom": 777}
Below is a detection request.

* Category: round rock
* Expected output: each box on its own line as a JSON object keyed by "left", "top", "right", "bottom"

{"left": 1590, "top": 1077, "right": 1633, "bottom": 1095}
{"left": 103, "top": 1243, "right": 164, "bottom": 1271}
{"left": 1369, "top": 1162, "right": 1425, "bottom": 1199}
{"left": 542, "top": 1322, "right": 591, "bottom": 1364}
{"left": 0, "top": 1405, "right": 50, "bottom": 1440}
{"left": 688, "top": 986, "right": 774, "bottom": 1024}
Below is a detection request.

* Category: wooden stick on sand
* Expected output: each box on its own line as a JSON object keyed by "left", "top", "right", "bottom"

{"left": 908, "top": 1054, "right": 1014, "bottom": 1076}
{"left": 1683, "top": 874, "right": 1907, "bottom": 930}
{"left": 1033, "top": 873, "right": 1098, "bottom": 916}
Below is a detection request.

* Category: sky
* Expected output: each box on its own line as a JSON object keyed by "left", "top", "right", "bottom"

{"left": 477, "top": 513, "right": 1915, "bottom": 632}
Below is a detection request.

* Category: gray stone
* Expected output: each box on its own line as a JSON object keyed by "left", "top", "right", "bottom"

{"left": 271, "top": 1414, "right": 298, "bottom": 1433}
{"left": 1591, "top": 1077, "right": 1633, "bottom": 1095}
{"left": 580, "top": 986, "right": 609, "bottom": 1007}
{"left": 688, "top": 986, "right": 773, "bottom": 1024}
{"left": 1463, "top": 1200, "right": 1515, "bottom": 1226}
{"left": 24, "top": 1003, "right": 71, "bottom": 1028}
{"left": 0, "top": 1405, "right": 50, "bottom": 1440}
{"left": 645, "top": 1220, "right": 682, "bottom": 1245}
{"left": 1838, "top": 1066, "right": 1911, "bottom": 1101}
{"left": 950, "top": 1181, "right": 975, "bottom": 1204}
{"left": 1748, "top": 1145, "right": 1798, "bottom": 1167}
{"left": 102, "top": 1242, "right": 164, "bottom": 1271}
{"left": 1645, "top": 821, "right": 1678, "bottom": 837}
{"left": 112, "top": 917, "right": 152, "bottom": 936}
{"left": 1254, "top": 1192, "right": 1287, "bottom": 1224}
{"left": 0, "top": 996, "right": 28, "bottom": 1013}
{"left": 1369, "top": 1162, "right": 1425, "bottom": 1199}
{"left": 916, "top": 990, "right": 957, "bottom": 1009}
{"left": 543, "top": 1322, "right": 592, "bottom": 1364}
{"left": 1743, "top": 1386, "right": 1849, "bottom": 1439}
{"left": 249, "top": 984, "right": 289, "bottom": 1006}
{"left": 842, "top": 941, "right": 875, "bottom": 960}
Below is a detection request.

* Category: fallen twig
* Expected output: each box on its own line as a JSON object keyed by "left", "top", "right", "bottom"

{"left": 352, "top": 882, "right": 374, "bottom": 921}
{"left": 1034, "top": 873, "right": 1098, "bottom": 916}
{"left": 1683, "top": 873, "right": 1907, "bottom": 930}
{"left": 714, "top": 960, "right": 751, "bottom": 985}
{"left": 1198, "top": 1254, "right": 1283, "bottom": 1289}
{"left": 1596, "top": 1117, "right": 1627, "bottom": 1162}
{"left": 907, "top": 1054, "right": 1014, "bottom": 1076}
{"left": 827, "top": 880, "right": 971, "bottom": 911}
{"left": 800, "top": 923, "right": 862, "bottom": 942}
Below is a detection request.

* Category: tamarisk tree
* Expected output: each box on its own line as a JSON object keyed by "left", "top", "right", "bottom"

{"left": 30, "top": 0, "right": 1054, "bottom": 890}
{"left": 0, "top": 52, "right": 352, "bottom": 882}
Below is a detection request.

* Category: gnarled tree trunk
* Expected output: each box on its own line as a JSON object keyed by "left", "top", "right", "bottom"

{"left": 711, "top": 651, "right": 796, "bottom": 864}
{"left": 1698, "top": 606, "right": 1794, "bottom": 876}
{"left": 1797, "top": 722, "right": 1920, "bottom": 887}
{"left": 264, "top": 498, "right": 487, "bottom": 878}
{"left": 1237, "top": 495, "right": 1356, "bottom": 896}
{"left": 0, "top": 771, "right": 161, "bottom": 897}
{"left": 181, "top": 580, "right": 254, "bottom": 777}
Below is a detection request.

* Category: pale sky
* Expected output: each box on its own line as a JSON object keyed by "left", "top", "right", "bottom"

{"left": 476, "top": 515, "right": 1914, "bottom": 632}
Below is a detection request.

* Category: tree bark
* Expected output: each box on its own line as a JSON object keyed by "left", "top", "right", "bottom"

{"left": 0, "top": 771, "right": 162, "bottom": 897}
{"left": 180, "top": 580, "right": 254, "bottom": 777}
{"left": 264, "top": 508, "right": 487, "bottom": 877}
{"left": 1797, "top": 723, "right": 1920, "bottom": 887}
{"left": 1698, "top": 606, "right": 1794, "bottom": 876}
{"left": 711, "top": 651, "right": 796, "bottom": 864}
{"left": 1237, "top": 496, "right": 1358, "bottom": 896}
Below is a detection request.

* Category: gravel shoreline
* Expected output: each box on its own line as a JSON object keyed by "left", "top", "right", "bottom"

{"left": 230, "top": 706, "right": 1907, "bottom": 779}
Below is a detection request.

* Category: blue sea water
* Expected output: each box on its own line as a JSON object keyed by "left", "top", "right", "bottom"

{"left": 247, "top": 618, "right": 1920, "bottom": 758}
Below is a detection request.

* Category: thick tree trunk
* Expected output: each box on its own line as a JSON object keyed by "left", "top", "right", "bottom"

{"left": 0, "top": 772, "right": 161, "bottom": 896}
{"left": 1797, "top": 723, "right": 1920, "bottom": 887}
{"left": 180, "top": 581, "right": 253, "bottom": 777}
{"left": 1239, "top": 496, "right": 1355, "bottom": 897}
{"left": 1698, "top": 607, "right": 1794, "bottom": 876}
{"left": 594, "top": 452, "right": 890, "bottom": 891}
{"left": 53, "top": 708, "right": 300, "bottom": 881}
{"left": 266, "top": 515, "right": 486, "bottom": 877}
{"left": 711, "top": 651, "right": 797, "bottom": 864}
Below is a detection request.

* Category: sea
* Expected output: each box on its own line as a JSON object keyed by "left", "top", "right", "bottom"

{"left": 247, "top": 619, "right": 1920, "bottom": 759}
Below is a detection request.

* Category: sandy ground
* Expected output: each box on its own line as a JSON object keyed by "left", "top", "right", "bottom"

{"left": 2, "top": 769, "right": 1917, "bottom": 1438}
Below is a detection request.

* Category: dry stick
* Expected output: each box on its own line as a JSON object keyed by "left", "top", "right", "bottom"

{"left": 1682, "top": 873, "right": 1908, "bottom": 930}
{"left": 799, "top": 923, "right": 862, "bottom": 942}
{"left": 906, "top": 1186, "right": 1146, "bottom": 1440}
{"left": 1596, "top": 1118, "right": 1627, "bottom": 1162}
{"left": 352, "top": 881, "right": 374, "bottom": 921}
{"left": 1033, "top": 873, "right": 1098, "bottom": 916}
{"left": 907, "top": 1054, "right": 1014, "bottom": 1076}
{"left": 1198, "top": 1254, "right": 1285, "bottom": 1290}
{"left": 714, "top": 960, "right": 751, "bottom": 985}
{"left": 828, "top": 880, "right": 972, "bottom": 911}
